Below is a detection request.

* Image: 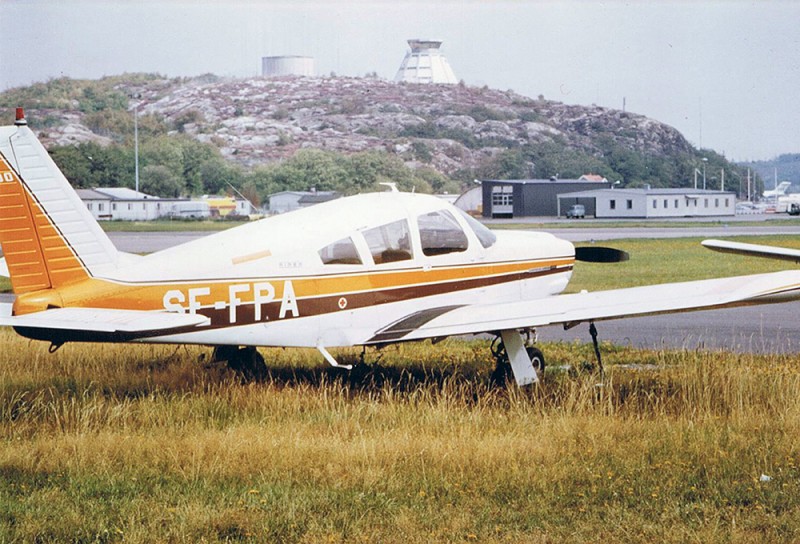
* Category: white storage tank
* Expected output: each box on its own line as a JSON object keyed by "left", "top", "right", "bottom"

{"left": 261, "top": 56, "right": 316, "bottom": 77}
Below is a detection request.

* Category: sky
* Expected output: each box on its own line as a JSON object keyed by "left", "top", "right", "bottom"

{"left": 1, "top": 0, "right": 798, "bottom": 161}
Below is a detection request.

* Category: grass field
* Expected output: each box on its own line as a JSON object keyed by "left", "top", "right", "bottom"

{"left": 1, "top": 334, "right": 800, "bottom": 542}
{"left": 2, "top": 235, "right": 800, "bottom": 541}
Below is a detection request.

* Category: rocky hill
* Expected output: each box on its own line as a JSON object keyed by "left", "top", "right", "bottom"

{"left": 2, "top": 73, "right": 738, "bottom": 191}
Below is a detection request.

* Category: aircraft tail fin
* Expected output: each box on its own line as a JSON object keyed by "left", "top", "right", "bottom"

{"left": 0, "top": 109, "right": 120, "bottom": 295}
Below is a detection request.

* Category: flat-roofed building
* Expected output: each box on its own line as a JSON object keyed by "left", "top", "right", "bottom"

{"left": 77, "top": 188, "right": 191, "bottom": 221}
{"left": 481, "top": 178, "right": 611, "bottom": 218}
{"left": 557, "top": 188, "right": 736, "bottom": 218}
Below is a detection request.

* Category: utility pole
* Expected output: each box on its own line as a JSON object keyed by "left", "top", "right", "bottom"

{"left": 130, "top": 93, "right": 141, "bottom": 193}
{"left": 702, "top": 158, "right": 708, "bottom": 190}
{"left": 134, "top": 102, "right": 139, "bottom": 193}
{"left": 747, "top": 168, "right": 751, "bottom": 201}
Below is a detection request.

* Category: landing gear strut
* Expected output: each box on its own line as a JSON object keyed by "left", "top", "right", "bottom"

{"left": 589, "top": 322, "right": 604, "bottom": 376}
{"left": 490, "top": 330, "right": 545, "bottom": 386}
{"left": 212, "top": 345, "right": 267, "bottom": 381}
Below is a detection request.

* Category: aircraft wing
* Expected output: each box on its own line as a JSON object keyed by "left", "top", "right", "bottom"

{"left": 0, "top": 307, "right": 209, "bottom": 336}
{"left": 366, "top": 270, "right": 800, "bottom": 344}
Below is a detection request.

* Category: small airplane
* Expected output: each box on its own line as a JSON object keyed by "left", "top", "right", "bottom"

{"left": 3, "top": 109, "right": 800, "bottom": 386}
{"left": 763, "top": 181, "right": 792, "bottom": 199}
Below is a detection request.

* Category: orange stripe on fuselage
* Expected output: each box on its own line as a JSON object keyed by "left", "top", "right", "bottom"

{"left": 13, "top": 257, "right": 573, "bottom": 319}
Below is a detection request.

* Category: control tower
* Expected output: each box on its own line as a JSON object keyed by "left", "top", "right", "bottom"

{"left": 394, "top": 40, "right": 458, "bottom": 84}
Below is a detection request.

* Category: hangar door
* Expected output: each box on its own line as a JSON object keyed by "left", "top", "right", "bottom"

{"left": 491, "top": 185, "right": 514, "bottom": 218}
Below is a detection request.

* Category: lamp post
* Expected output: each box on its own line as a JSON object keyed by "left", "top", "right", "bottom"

{"left": 130, "top": 93, "right": 141, "bottom": 193}
{"left": 702, "top": 157, "right": 708, "bottom": 190}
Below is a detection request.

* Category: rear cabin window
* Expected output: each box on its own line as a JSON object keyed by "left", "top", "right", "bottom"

{"left": 363, "top": 219, "right": 413, "bottom": 264}
{"left": 318, "top": 237, "right": 362, "bottom": 265}
{"left": 418, "top": 210, "right": 469, "bottom": 256}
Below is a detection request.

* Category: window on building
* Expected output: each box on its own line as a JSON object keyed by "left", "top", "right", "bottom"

{"left": 715, "top": 198, "right": 719, "bottom": 207}
{"left": 318, "top": 237, "right": 362, "bottom": 265}
{"left": 663, "top": 199, "right": 668, "bottom": 208}
{"left": 704, "top": 199, "right": 709, "bottom": 208}
{"left": 418, "top": 210, "right": 469, "bottom": 256}
{"left": 652, "top": 200, "right": 657, "bottom": 209}
{"left": 627, "top": 200, "right": 633, "bottom": 209}
{"left": 725, "top": 198, "right": 729, "bottom": 207}
{"left": 112, "top": 203, "right": 117, "bottom": 211}
{"left": 98, "top": 203, "right": 104, "bottom": 211}
{"left": 128, "top": 203, "right": 132, "bottom": 210}
{"left": 86, "top": 203, "right": 92, "bottom": 210}
{"left": 609, "top": 200, "right": 616, "bottom": 210}
{"left": 674, "top": 199, "right": 679, "bottom": 208}
{"left": 363, "top": 219, "right": 413, "bottom": 264}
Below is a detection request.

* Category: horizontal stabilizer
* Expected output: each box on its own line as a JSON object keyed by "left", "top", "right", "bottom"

{"left": 0, "top": 307, "right": 209, "bottom": 335}
{"left": 702, "top": 239, "right": 800, "bottom": 263}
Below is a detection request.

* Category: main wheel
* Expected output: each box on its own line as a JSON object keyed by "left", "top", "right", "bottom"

{"left": 526, "top": 346, "right": 545, "bottom": 376}
{"left": 489, "top": 341, "right": 546, "bottom": 386}
{"left": 227, "top": 347, "right": 267, "bottom": 381}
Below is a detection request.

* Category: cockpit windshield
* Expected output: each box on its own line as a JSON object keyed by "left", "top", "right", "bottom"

{"left": 455, "top": 208, "right": 497, "bottom": 248}
{"left": 418, "top": 210, "right": 468, "bottom": 256}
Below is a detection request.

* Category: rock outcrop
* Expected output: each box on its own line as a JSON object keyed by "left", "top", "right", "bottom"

{"left": 26, "top": 75, "right": 696, "bottom": 177}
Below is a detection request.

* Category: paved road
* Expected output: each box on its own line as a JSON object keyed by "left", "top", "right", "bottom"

{"left": 542, "top": 305, "right": 800, "bottom": 355}
{"left": 7, "top": 228, "right": 797, "bottom": 354}
{"left": 542, "top": 225, "right": 800, "bottom": 242}
{"left": 107, "top": 225, "right": 800, "bottom": 252}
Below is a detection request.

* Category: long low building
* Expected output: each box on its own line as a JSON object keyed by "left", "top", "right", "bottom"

{"left": 77, "top": 188, "right": 174, "bottom": 221}
{"left": 77, "top": 188, "right": 253, "bottom": 220}
{"left": 557, "top": 188, "right": 736, "bottom": 218}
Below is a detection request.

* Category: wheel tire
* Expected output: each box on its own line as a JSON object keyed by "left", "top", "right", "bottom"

{"left": 228, "top": 347, "right": 267, "bottom": 381}
{"left": 526, "top": 346, "right": 546, "bottom": 378}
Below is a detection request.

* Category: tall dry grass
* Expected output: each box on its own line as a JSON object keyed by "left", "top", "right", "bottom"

{"left": 1, "top": 329, "right": 800, "bottom": 542}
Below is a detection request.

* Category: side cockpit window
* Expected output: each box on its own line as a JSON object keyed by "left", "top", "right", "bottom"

{"left": 318, "top": 237, "right": 362, "bottom": 265}
{"left": 456, "top": 208, "right": 497, "bottom": 248}
{"left": 418, "top": 210, "right": 469, "bottom": 256}
{"left": 363, "top": 219, "right": 413, "bottom": 264}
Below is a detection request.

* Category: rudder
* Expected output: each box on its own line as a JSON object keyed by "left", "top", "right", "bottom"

{"left": 0, "top": 110, "right": 120, "bottom": 294}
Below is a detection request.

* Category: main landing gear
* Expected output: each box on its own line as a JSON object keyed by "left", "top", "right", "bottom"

{"left": 490, "top": 329, "right": 545, "bottom": 387}
{"left": 212, "top": 345, "right": 267, "bottom": 381}
{"left": 491, "top": 322, "right": 606, "bottom": 386}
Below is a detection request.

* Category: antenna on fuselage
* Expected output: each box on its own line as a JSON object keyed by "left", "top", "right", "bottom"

{"left": 379, "top": 182, "right": 399, "bottom": 193}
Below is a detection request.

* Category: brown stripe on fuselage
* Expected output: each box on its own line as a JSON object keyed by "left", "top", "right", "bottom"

{"left": 151, "top": 263, "right": 572, "bottom": 334}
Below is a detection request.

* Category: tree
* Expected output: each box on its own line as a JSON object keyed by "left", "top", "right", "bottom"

{"left": 200, "top": 158, "right": 242, "bottom": 194}
{"left": 140, "top": 164, "right": 183, "bottom": 197}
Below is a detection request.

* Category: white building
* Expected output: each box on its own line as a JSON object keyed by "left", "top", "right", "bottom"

{"left": 394, "top": 39, "right": 458, "bottom": 84}
{"left": 268, "top": 190, "right": 340, "bottom": 214}
{"left": 453, "top": 186, "right": 482, "bottom": 215}
{"left": 76, "top": 188, "right": 204, "bottom": 221}
{"left": 77, "top": 188, "right": 169, "bottom": 221}
{"left": 557, "top": 188, "right": 736, "bottom": 219}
